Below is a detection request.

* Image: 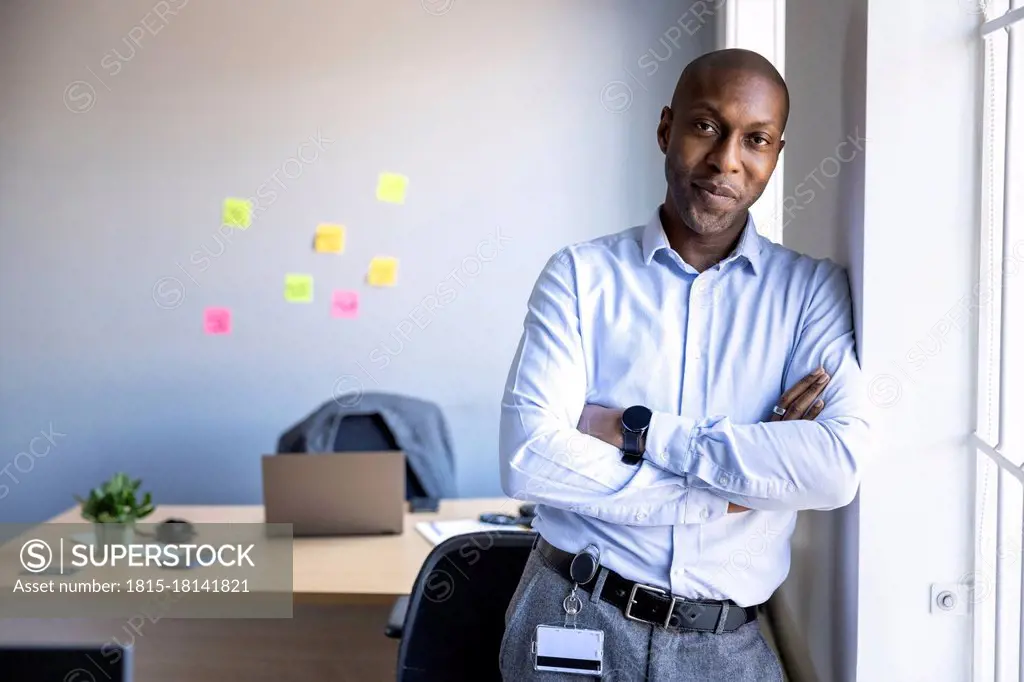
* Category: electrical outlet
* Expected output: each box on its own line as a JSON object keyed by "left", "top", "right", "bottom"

{"left": 930, "top": 583, "right": 971, "bottom": 616}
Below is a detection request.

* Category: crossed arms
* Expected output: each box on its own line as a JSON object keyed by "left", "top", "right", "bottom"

{"left": 497, "top": 248, "right": 871, "bottom": 527}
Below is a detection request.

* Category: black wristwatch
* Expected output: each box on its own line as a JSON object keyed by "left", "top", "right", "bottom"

{"left": 620, "top": 405, "right": 653, "bottom": 465}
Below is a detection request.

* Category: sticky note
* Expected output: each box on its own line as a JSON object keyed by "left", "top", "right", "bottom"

{"left": 314, "top": 224, "right": 345, "bottom": 253}
{"left": 376, "top": 173, "right": 408, "bottom": 204}
{"left": 285, "top": 274, "right": 314, "bottom": 302}
{"left": 222, "top": 198, "right": 252, "bottom": 228}
{"left": 204, "top": 308, "right": 231, "bottom": 335}
{"left": 331, "top": 290, "right": 360, "bottom": 318}
{"left": 367, "top": 257, "right": 399, "bottom": 287}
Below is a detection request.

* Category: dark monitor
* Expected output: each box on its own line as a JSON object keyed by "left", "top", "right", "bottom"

{"left": 0, "top": 644, "right": 133, "bottom": 681}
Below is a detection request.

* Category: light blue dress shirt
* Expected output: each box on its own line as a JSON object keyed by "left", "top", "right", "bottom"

{"left": 498, "top": 207, "right": 870, "bottom": 607}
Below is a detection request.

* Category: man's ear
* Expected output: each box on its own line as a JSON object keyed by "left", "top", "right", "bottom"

{"left": 657, "top": 106, "right": 673, "bottom": 154}
{"left": 778, "top": 138, "right": 786, "bottom": 155}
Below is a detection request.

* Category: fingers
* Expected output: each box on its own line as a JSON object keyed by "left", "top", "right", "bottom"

{"left": 770, "top": 369, "right": 831, "bottom": 421}
{"left": 784, "top": 373, "right": 829, "bottom": 420}
{"left": 775, "top": 368, "right": 826, "bottom": 410}
{"left": 802, "top": 399, "right": 825, "bottom": 420}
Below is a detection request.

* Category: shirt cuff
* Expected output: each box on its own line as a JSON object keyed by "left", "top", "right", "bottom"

{"left": 683, "top": 485, "right": 730, "bottom": 524}
{"left": 644, "top": 411, "right": 700, "bottom": 476}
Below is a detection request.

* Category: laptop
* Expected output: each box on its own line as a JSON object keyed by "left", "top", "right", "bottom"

{"left": 0, "top": 644, "right": 133, "bottom": 681}
{"left": 261, "top": 451, "right": 405, "bottom": 537}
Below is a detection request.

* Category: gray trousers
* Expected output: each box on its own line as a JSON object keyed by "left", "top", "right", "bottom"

{"left": 499, "top": 547, "right": 785, "bottom": 681}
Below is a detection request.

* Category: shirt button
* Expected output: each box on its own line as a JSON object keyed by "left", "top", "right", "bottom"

{"left": 718, "top": 475, "right": 729, "bottom": 486}
{"left": 700, "top": 508, "right": 709, "bottom": 520}
{"left": 635, "top": 510, "right": 647, "bottom": 521}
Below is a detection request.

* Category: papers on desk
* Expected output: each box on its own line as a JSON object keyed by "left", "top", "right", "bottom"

{"left": 415, "top": 520, "right": 531, "bottom": 546}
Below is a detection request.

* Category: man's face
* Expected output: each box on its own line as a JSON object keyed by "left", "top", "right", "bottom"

{"left": 658, "top": 69, "right": 786, "bottom": 236}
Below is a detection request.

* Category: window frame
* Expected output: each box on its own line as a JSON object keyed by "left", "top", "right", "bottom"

{"left": 971, "top": 4, "right": 1023, "bottom": 681}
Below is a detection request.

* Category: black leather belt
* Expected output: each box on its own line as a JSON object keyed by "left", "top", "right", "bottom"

{"left": 536, "top": 537, "right": 757, "bottom": 634}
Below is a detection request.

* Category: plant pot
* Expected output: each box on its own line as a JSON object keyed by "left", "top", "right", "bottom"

{"left": 94, "top": 522, "right": 134, "bottom": 547}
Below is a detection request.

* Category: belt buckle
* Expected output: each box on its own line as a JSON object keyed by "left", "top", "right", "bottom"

{"left": 625, "top": 583, "right": 678, "bottom": 628}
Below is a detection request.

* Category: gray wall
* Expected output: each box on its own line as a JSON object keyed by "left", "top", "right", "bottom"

{"left": 0, "top": 0, "right": 715, "bottom": 522}
{"left": 772, "top": 0, "right": 867, "bottom": 680}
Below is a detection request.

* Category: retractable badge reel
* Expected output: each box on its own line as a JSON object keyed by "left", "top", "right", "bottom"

{"left": 533, "top": 544, "right": 605, "bottom": 676}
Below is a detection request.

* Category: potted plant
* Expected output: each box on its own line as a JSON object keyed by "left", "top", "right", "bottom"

{"left": 75, "top": 472, "right": 155, "bottom": 546}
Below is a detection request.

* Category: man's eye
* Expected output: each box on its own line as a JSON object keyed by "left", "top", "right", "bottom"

{"left": 751, "top": 135, "right": 770, "bottom": 146}
{"left": 695, "top": 122, "right": 715, "bottom": 133}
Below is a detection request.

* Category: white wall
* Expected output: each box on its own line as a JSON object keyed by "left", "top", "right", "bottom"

{"left": 776, "top": 0, "right": 981, "bottom": 680}
{"left": 856, "top": 1, "right": 981, "bottom": 680}
{"left": 0, "top": 0, "right": 718, "bottom": 522}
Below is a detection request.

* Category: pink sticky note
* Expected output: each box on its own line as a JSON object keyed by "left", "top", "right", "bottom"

{"left": 331, "top": 290, "right": 359, "bottom": 319}
{"left": 204, "top": 307, "right": 231, "bottom": 335}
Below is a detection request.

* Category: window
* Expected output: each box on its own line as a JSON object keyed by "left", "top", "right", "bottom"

{"left": 971, "top": 2, "right": 1023, "bottom": 680}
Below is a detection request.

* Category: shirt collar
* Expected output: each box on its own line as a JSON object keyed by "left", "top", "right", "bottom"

{"left": 641, "top": 207, "right": 762, "bottom": 275}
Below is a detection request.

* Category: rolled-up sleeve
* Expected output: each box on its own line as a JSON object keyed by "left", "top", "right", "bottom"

{"left": 499, "top": 248, "right": 723, "bottom": 526}
{"left": 643, "top": 262, "right": 872, "bottom": 512}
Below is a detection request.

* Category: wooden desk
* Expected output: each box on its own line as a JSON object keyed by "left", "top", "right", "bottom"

{"left": 42, "top": 496, "right": 513, "bottom": 606}
{"left": 0, "top": 497, "right": 514, "bottom": 682}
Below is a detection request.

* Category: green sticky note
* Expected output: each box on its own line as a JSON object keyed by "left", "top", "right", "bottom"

{"left": 284, "top": 274, "right": 314, "bottom": 302}
{"left": 223, "top": 197, "right": 252, "bottom": 228}
{"left": 376, "top": 172, "right": 408, "bottom": 204}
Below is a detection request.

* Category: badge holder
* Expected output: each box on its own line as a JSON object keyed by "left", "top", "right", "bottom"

{"left": 533, "top": 544, "right": 605, "bottom": 676}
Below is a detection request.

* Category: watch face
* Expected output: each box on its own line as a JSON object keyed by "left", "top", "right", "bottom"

{"left": 622, "top": 405, "right": 653, "bottom": 432}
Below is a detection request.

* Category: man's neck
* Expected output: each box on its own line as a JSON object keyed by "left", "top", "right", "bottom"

{"left": 659, "top": 204, "right": 747, "bottom": 274}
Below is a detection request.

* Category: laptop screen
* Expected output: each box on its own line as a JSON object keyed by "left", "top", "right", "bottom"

{"left": 0, "top": 645, "right": 131, "bottom": 681}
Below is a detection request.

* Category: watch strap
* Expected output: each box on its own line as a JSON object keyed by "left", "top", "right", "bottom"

{"left": 621, "top": 429, "right": 643, "bottom": 465}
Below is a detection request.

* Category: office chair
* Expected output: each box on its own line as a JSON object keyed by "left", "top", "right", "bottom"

{"left": 386, "top": 530, "right": 537, "bottom": 681}
{"left": 330, "top": 413, "right": 429, "bottom": 500}
{"left": 277, "top": 393, "right": 458, "bottom": 502}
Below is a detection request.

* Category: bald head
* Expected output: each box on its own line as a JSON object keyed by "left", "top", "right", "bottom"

{"left": 656, "top": 48, "right": 789, "bottom": 238}
{"left": 672, "top": 48, "right": 789, "bottom": 132}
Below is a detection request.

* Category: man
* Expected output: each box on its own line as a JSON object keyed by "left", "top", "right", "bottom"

{"left": 497, "top": 48, "right": 870, "bottom": 681}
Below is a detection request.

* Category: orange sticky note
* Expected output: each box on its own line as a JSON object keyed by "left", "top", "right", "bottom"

{"left": 204, "top": 308, "right": 231, "bottom": 335}
{"left": 376, "top": 173, "right": 408, "bottom": 204}
{"left": 331, "top": 290, "right": 360, "bottom": 318}
{"left": 315, "top": 224, "right": 345, "bottom": 253}
{"left": 367, "top": 257, "right": 398, "bottom": 287}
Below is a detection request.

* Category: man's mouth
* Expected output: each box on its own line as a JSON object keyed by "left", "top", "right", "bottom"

{"left": 691, "top": 180, "right": 739, "bottom": 208}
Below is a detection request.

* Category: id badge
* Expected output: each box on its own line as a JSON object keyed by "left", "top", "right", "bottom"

{"left": 533, "top": 624, "right": 604, "bottom": 676}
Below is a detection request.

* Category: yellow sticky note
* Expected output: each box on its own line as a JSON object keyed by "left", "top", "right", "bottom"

{"left": 284, "top": 273, "right": 314, "bottom": 302}
{"left": 222, "top": 197, "right": 252, "bottom": 228}
{"left": 314, "top": 224, "right": 345, "bottom": 253}
{"left": 376, "top": 172, "right": 408, "bottom": 204}
{"left": 367, "top": 257, "right": 399, "bottom": 287}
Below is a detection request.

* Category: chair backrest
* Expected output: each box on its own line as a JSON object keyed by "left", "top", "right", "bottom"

{"left": 331, "top": 413, "right": 427, "bottom": 500}
{"left": 397, "top": 530, "right": 537, "bottom": 682}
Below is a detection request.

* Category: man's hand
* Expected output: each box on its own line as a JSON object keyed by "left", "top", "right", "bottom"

{"left": 577, "top": 404, "right": 625, "bottom": 449}
{"left": 768, "top": 366, "right": 830, "bottom": 422}
{"left": 729, "top": 367, "right": 832, "bottom": 512}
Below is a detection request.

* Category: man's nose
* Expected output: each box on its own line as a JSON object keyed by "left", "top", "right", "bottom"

{"left": 705, "top": 135, "right": 742, "bottom": 175}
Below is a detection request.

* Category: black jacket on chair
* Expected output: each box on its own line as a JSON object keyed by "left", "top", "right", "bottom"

{"left": 276, "top": 392, "right": 457, "bottom": 500}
